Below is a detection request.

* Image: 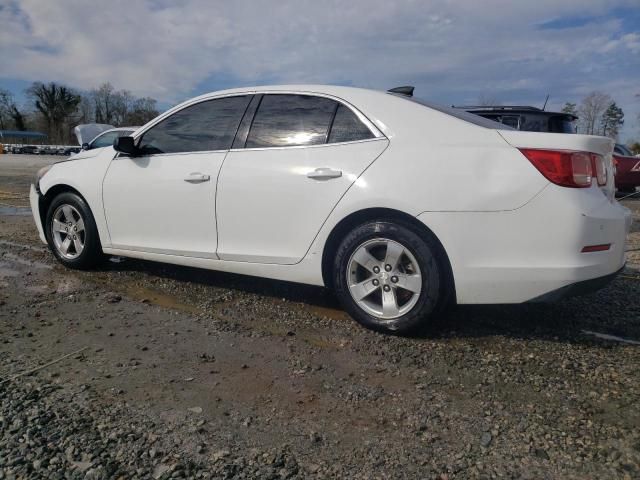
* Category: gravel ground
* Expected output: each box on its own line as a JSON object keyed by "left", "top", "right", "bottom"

{"left": 1, "top": 154, "right": 639, "bottom": 479}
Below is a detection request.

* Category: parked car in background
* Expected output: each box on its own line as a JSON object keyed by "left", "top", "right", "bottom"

{"left": 30, "top": 85, "right": 630, "bottom": 334}
{"left": 613, "top": 144, "right": 640, "bottom": 194}
{"left": 457, "top": 106, "right": 577, "bottom": 133}
{"left": 19, "top": 145, "right": 40, "bottom": 154}
{"left": 83, "top": 127, "right": 140, "bottom": 151}
{"left": 63, "top": 146, "right": 81, "bottom": 156}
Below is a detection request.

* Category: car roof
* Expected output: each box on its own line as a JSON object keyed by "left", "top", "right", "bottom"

{"left": 184, "top": 84, "right": 387, "bottom": 103}
{"left": 100, "top": 126, "right": 140, "bottom": 134}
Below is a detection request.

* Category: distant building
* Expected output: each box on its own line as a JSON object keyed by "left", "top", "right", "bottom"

{"left": 0, "top": 130, "right": 48, "bottom": 144}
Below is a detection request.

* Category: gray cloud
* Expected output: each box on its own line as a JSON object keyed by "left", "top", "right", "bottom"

{"left": 1, "top": 0, "right": 638, "bottom": 138}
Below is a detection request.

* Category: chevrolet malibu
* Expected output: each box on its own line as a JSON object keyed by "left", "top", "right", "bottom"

{"left": 30, "top": 85, "right": 632, "bottom": 333}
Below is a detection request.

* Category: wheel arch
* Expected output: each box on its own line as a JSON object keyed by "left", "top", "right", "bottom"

{"left": 321, "top": 207, "right": 456, "bottom": 304}
{"left": 39, "top": 184, "right": 92, "bottom": 233}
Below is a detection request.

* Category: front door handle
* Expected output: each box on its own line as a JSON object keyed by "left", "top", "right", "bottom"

{"left": 184, "top": 172, "right": 210, "bottom": 183}
{"left": 307, "top": 168, "right": 342, "bottom": 180}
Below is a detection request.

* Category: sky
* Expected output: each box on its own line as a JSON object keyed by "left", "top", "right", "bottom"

{"left": 0, "top": 0, "right": 639, "bottom": 141}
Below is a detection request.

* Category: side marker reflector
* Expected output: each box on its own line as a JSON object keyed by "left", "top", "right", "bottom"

{"left": 581, "top": 244, "right": 611, "bottom": 253}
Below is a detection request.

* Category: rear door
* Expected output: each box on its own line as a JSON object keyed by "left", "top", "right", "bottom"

{"left": 216, "top": 93, "right": 388, "bottom": 264}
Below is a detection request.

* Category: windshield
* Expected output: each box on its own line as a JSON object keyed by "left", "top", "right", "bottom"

{"left": 390, "top": 94, "right": 513, "bottom": 130}
{"left": 615, "top": 144, "right": 633, "bottom": 156}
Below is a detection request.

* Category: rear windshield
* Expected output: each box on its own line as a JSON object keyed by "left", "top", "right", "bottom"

{"left": 389, "top": 94, "right": 513, "bottom": 130}
{"left": 615, "top": 144, "right": 633, "bottom": 156}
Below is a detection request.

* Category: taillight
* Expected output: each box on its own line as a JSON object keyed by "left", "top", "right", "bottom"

{"left": 519, "top": 149, "right": 593, "bottom": 188}
{"left": 591, "top": 153, "right": 607, "bottom": 186}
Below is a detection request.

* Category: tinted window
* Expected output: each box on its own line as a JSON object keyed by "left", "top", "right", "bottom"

{"left": 328, "top": 104, "right": 374, "bottom": 143}
{"left": 548, "top": 115, "right": 576, "bottom": 134}
{"left": 139, "top": 96, "right": 250, "bottom": 154}
{"left": 519, "top": 114, "right": 545, "bottom": 132}
{"left": 615, "top": 144, "right": 633, "bottom": 156}
{"left": 246, "top": 94, "right": 337, "bottom": 148}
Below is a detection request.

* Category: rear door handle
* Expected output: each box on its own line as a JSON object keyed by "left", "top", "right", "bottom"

{"left": 184, "top": 172, "right": 210, "bottom": 183}
{"left": 307, "top": 168, "right": 342, "bottom": 180}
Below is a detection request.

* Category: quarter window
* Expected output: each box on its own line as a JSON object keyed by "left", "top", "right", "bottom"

{"left": 246, "top": 94, "right": 337, "bottom": 148}
{"left": 328, "top": 104, "right": 374, "bottom": 143}
{"left": 139, "top": 96, "right": 250, "bottom": 154}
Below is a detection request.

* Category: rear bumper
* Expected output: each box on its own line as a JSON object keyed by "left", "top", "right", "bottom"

{"left": 527, "top": 266, "right": 623, "bottom": 302}
{"left": 417, "top": 185, "right": 632, "bottom": 304}
{"left": 29, "top": 184, "right": 47, "bottom": 244}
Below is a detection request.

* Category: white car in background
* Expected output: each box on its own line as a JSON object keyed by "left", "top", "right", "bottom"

{"left": 82, "top": 126, "right": 140, "bottom": 151}
{"left": 30, "top": 85, "right": 631, "bottom": 333}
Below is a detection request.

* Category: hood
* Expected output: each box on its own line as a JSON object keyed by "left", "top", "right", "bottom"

{"left": 73, "top": 124, "right": 113, "bottom": 145}
{"left": 57, "top": 146, "right": 105, "bottom": 163}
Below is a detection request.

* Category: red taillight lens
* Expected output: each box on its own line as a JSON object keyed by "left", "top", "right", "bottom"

{"left": 591, "top": 153, "right": 607, "bottom": 186}
{"left": 519, "top": 149, "right": 593, "bottom": 188}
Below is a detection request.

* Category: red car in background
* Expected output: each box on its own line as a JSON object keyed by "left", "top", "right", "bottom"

{"left": 613, "top": 144, "right": 640, "bottom": 194}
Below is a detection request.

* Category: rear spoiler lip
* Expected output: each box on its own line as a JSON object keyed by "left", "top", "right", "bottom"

{"left": 496, "top": 130, "right": 614, "bottom": 158}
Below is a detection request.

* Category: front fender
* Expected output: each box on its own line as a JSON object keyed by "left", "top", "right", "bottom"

{"left": 38, "top": 150, "right": 115, "bottom": 248}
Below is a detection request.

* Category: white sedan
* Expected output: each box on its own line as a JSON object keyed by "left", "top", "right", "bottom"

{"left": 30, "top": 85, "right": 632, "bottom": 333}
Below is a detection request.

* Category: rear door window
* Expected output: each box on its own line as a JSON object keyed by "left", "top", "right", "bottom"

{"left": 245, "top": 94, "right": 337, "bottom": 148}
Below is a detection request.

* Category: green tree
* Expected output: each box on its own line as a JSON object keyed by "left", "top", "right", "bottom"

{"left": 599, "top": 102, "right": 624, "bottom": 139}
{"left": 27, "top": 82, "right": 81, "bottom": 143}
{"left": 561, "top": 102, "right": 577, "bottom": 116}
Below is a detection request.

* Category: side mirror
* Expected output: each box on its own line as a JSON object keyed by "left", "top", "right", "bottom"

{"left": 81, "top": 142, "right": 89, "bottom": 150}
{"left": 113, "top": 136, "right": 138, "bottom": 156}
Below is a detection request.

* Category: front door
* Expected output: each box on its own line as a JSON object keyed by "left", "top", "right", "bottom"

{"left": 102, "top": 94, "right": 251, "bottom": 257}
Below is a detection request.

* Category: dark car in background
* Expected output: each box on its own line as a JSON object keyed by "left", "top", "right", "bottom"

{"left": 613, "top": 144, "right": 640, "bottom": 194}
{"left": 63, "top": 146, "right": 81, "bottom": 156}
{"left": 456, "top": 106, "right": 577, "bottom": 133}
{"left": 19, "top": 145, "right": 40, "bottom": 154}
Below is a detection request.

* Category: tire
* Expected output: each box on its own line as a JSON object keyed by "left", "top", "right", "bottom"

{"left": 333, "top": 220, "right": 444, "bottom": 334}
{"left": 44, "top": 192, "right": 104, "bottom": 269}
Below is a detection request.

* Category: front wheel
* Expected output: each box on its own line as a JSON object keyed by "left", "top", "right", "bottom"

{"left": 333, "top": 221, "right": 443, "bottom": 334}
{"left": 44, "top": 192, "right": 104, "bottom": 269}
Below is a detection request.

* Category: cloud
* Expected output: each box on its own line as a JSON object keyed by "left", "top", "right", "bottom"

{"left": 1, "top": 0, "right": 639, "bottom": 138}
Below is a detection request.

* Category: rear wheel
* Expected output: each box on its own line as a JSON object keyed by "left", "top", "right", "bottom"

{"left": 45, "top": 192, "right": 104, "bottom": 269}
{"left": 333, "top": 221, "right": 443, "bottom": 334}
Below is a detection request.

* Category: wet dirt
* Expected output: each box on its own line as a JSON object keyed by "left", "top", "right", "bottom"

{"left": 1, "top": 156, "right": 639, "bottom": 479}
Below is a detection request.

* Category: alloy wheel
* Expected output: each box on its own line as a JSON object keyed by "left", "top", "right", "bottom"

{"left": 51, "top": 204, "right": 85, "bottom": 259}
{"left": 346, "top": 238, "right": 422, "bottom": 321}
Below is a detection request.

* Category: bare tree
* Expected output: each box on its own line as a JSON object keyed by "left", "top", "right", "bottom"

{"left": 75, "top": 93, "right": 94, "bottom": 124}
{"left": 125, "top": 97, "right": 159, "bottom": 125}
{"left": 27, "top": 82, "right": 81, "bottom": 143}
{"left": 92, "top": 83, "right": 118, "bottom": 125}
{"left": 111, "top": 89, "right": 134, "bottom": 126}
{"left": 476, "top": 94, "right": 502, "bottom": 106}
{"left": 0, "top": 88, "right": 17, "bottom": 130}
{"left": 92, "top": 83, "right": 143, "bottom": 126}
{"left": 577, "top": 92, "right": 612, "bottom": 135}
